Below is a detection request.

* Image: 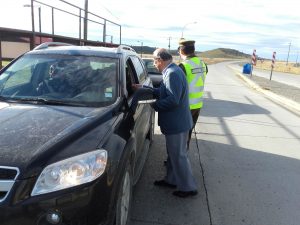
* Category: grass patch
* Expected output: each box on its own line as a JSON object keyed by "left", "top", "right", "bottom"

{"left": 254, "top": 60, "right": 300, "bottom": 75}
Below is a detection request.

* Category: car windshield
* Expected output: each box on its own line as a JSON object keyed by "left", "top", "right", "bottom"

{"left": 0, "top": 54, "right": 118, "bottom": 107}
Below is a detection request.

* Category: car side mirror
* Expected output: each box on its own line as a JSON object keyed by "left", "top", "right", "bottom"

{"left": 130, "top": 88, "right": 156, "bottom": 113}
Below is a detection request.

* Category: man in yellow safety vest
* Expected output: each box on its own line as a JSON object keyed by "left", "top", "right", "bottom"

{"left": 178, "top": 38, "right": 208, "bottom": 149}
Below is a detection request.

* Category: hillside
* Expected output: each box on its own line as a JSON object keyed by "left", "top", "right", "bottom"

{"left": 131, "top": 46, "right": 156, "bottom": 55}
{"left": 199, "top": 48, "right": 250, "bottom": 59}
{"left": 131, "top": 45, "right": 250, "bottom": 59}
{"left": 131, "top": 46, "right": 251, "bottom": 59}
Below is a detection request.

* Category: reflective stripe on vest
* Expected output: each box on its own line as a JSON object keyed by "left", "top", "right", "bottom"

{"left": 182, "top": 57, "right": 207, "bottom": 109}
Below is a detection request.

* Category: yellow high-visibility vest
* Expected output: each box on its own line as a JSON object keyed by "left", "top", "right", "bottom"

{"left": 182, "top": 57, "right": 207, "bottom": 109}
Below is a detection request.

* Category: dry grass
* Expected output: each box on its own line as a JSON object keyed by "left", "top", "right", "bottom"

{"left": 143, "top": 54, "right": 232, "bottom": 65}
{"left": 200, "top": 57, "right": 233, "bottom": 65}
{"left": 254, "top": 60, "right": 300, "bottom": 75}
{"left": 111, "top": 53, "right": 300, "bottom": 75}
{"left": 193, "top": 57, "right": 300, "bottom": 75}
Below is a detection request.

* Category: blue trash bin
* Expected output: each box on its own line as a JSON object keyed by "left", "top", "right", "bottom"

{"left": 243, "top": 63, "right": 251, "bottom": 74}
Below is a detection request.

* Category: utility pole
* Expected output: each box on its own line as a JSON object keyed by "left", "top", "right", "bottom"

{"left": 38, "top": 6, "right": 41, "bottom": 43}
{"left": 103, "top": 20, "right": 106, "bottom": 43}
{"left": 30, "top": 0, "right": 35, "bottom": 49}
{"left": 167, "top": 37, "right": 172, "bottom": 51}
{"left": 286, "top": 42, "right": 291, "bottom": 66}
{"left": 140, "top": 41, "right": 143, "bottom": 58}
{"left": 137, "top": 41, "right": 143, "bottom": 58}
{"left": 83, "top": 0, "right": 88, "bottom": 42}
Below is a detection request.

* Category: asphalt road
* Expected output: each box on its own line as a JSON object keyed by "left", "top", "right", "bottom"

{"left": 130, "top": 61, "right": 300, "bottom": 225}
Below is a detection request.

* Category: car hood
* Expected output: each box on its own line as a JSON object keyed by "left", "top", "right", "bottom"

{"left": 0, "top": 102, "right": 110, "bottom": 169}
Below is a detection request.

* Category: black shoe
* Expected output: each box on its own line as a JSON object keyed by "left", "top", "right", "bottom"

{"left": 172, "top": 190, "right": 198, "bottom": 198}
{"left": 154, "top": 180, "right": 176, "bottom": 189}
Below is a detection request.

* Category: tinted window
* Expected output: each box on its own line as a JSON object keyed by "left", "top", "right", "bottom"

{"left": 131, "top": 56, "right": 146, "bottom": 83}
{"left": 143, "top": 59, "right": 161, "bottom": 74}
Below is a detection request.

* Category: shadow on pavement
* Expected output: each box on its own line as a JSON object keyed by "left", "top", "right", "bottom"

{"left": 130, "top": 132, "right": 300, "bottom": 225}
{"left": 197, "top": 138, "right": 300, "bottom": 225}
{"left": 201, "top": 98, "right": 270, "bottom": 118}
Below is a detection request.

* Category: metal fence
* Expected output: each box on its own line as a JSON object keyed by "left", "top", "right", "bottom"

{"left": 0, "top": 0, "right": 121, "bottom": 68}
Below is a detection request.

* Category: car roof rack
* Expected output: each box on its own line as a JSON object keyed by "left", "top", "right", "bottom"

{"left": 33, "top": 42, "right": 74, "bottom": 50}
{"left": 117, "top": 45, "right": 136, "bottom": 53}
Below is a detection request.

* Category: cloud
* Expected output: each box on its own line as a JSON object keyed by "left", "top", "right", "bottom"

{"left": 0, "top": 0, "right": 299, "bottom": 61}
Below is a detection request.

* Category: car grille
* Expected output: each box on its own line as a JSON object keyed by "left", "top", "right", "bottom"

{"left": 0, "top": 166, "right": 19, "bottom": 202}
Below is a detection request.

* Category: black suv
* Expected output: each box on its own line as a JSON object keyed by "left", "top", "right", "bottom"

{"left": 0, "top": 43, "right": 155, "bottom": 225}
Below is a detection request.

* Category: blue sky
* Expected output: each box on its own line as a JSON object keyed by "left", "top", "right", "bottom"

{"left": 0, "top": 0, "right": 299, "bottom": 61}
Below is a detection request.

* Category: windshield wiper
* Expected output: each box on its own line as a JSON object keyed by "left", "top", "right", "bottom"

{"left": 43, "top": 99, "right": 90, "bottom": 106}
{"left": 8, "top": 97, "right": 86, "bottom": 106}
{"left": 33, "top": 98, "right": 88, "bottom": 106}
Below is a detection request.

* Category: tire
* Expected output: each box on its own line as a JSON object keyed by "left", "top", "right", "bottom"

{"left": 115, "top": 162, "right": 132, "bottom": 225}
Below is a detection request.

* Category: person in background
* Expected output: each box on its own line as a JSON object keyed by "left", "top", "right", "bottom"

{"left": 178, "top": 39, "right": 208, "bottom": 149}
{"left": 133, "top": 48, "right": 198, "bottom": 198}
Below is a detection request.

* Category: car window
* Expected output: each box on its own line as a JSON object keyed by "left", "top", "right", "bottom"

{"left": 125, "top": 59, "right": 137, "bottom": 98}
{"left": 143, "top": 59, "right": 161, "bottom": 75}
{"left": 131, "top": 56, "right": 146, "bottom": 83}
{"left": 0, "top": 54, "right": 118, "bottom": 107}
{"left": 1, "top": 66, "right": 32, "bottom": 88}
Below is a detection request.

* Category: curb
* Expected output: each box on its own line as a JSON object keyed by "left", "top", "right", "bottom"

{"left": 228, "top": 65, "right": 300, "bottom": 115}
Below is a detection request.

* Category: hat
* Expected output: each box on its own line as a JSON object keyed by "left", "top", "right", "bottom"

{"left": 178, "top": 38, "right": 195, "bottom": 47}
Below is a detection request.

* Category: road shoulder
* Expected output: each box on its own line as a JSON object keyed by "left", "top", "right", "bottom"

{"left": 228, "top": 65, "right": 300, "bottom": 115}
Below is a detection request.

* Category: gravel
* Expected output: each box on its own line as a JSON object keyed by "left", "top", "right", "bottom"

{"left": 250, "top": 75, "right": 300, "bottom": 103}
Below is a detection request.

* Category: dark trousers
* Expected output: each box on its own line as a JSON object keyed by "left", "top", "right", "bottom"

{"left": 187, "top": 108, "right": 201, "bottom": 149}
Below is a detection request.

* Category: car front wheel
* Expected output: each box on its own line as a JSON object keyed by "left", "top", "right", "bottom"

{"left": 115, "top": 162, "right": 132, "bottom": 225}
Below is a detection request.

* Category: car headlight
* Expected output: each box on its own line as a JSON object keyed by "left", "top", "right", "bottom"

{"left": 31, "top": 149, "right": 107, "bottom": 196}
